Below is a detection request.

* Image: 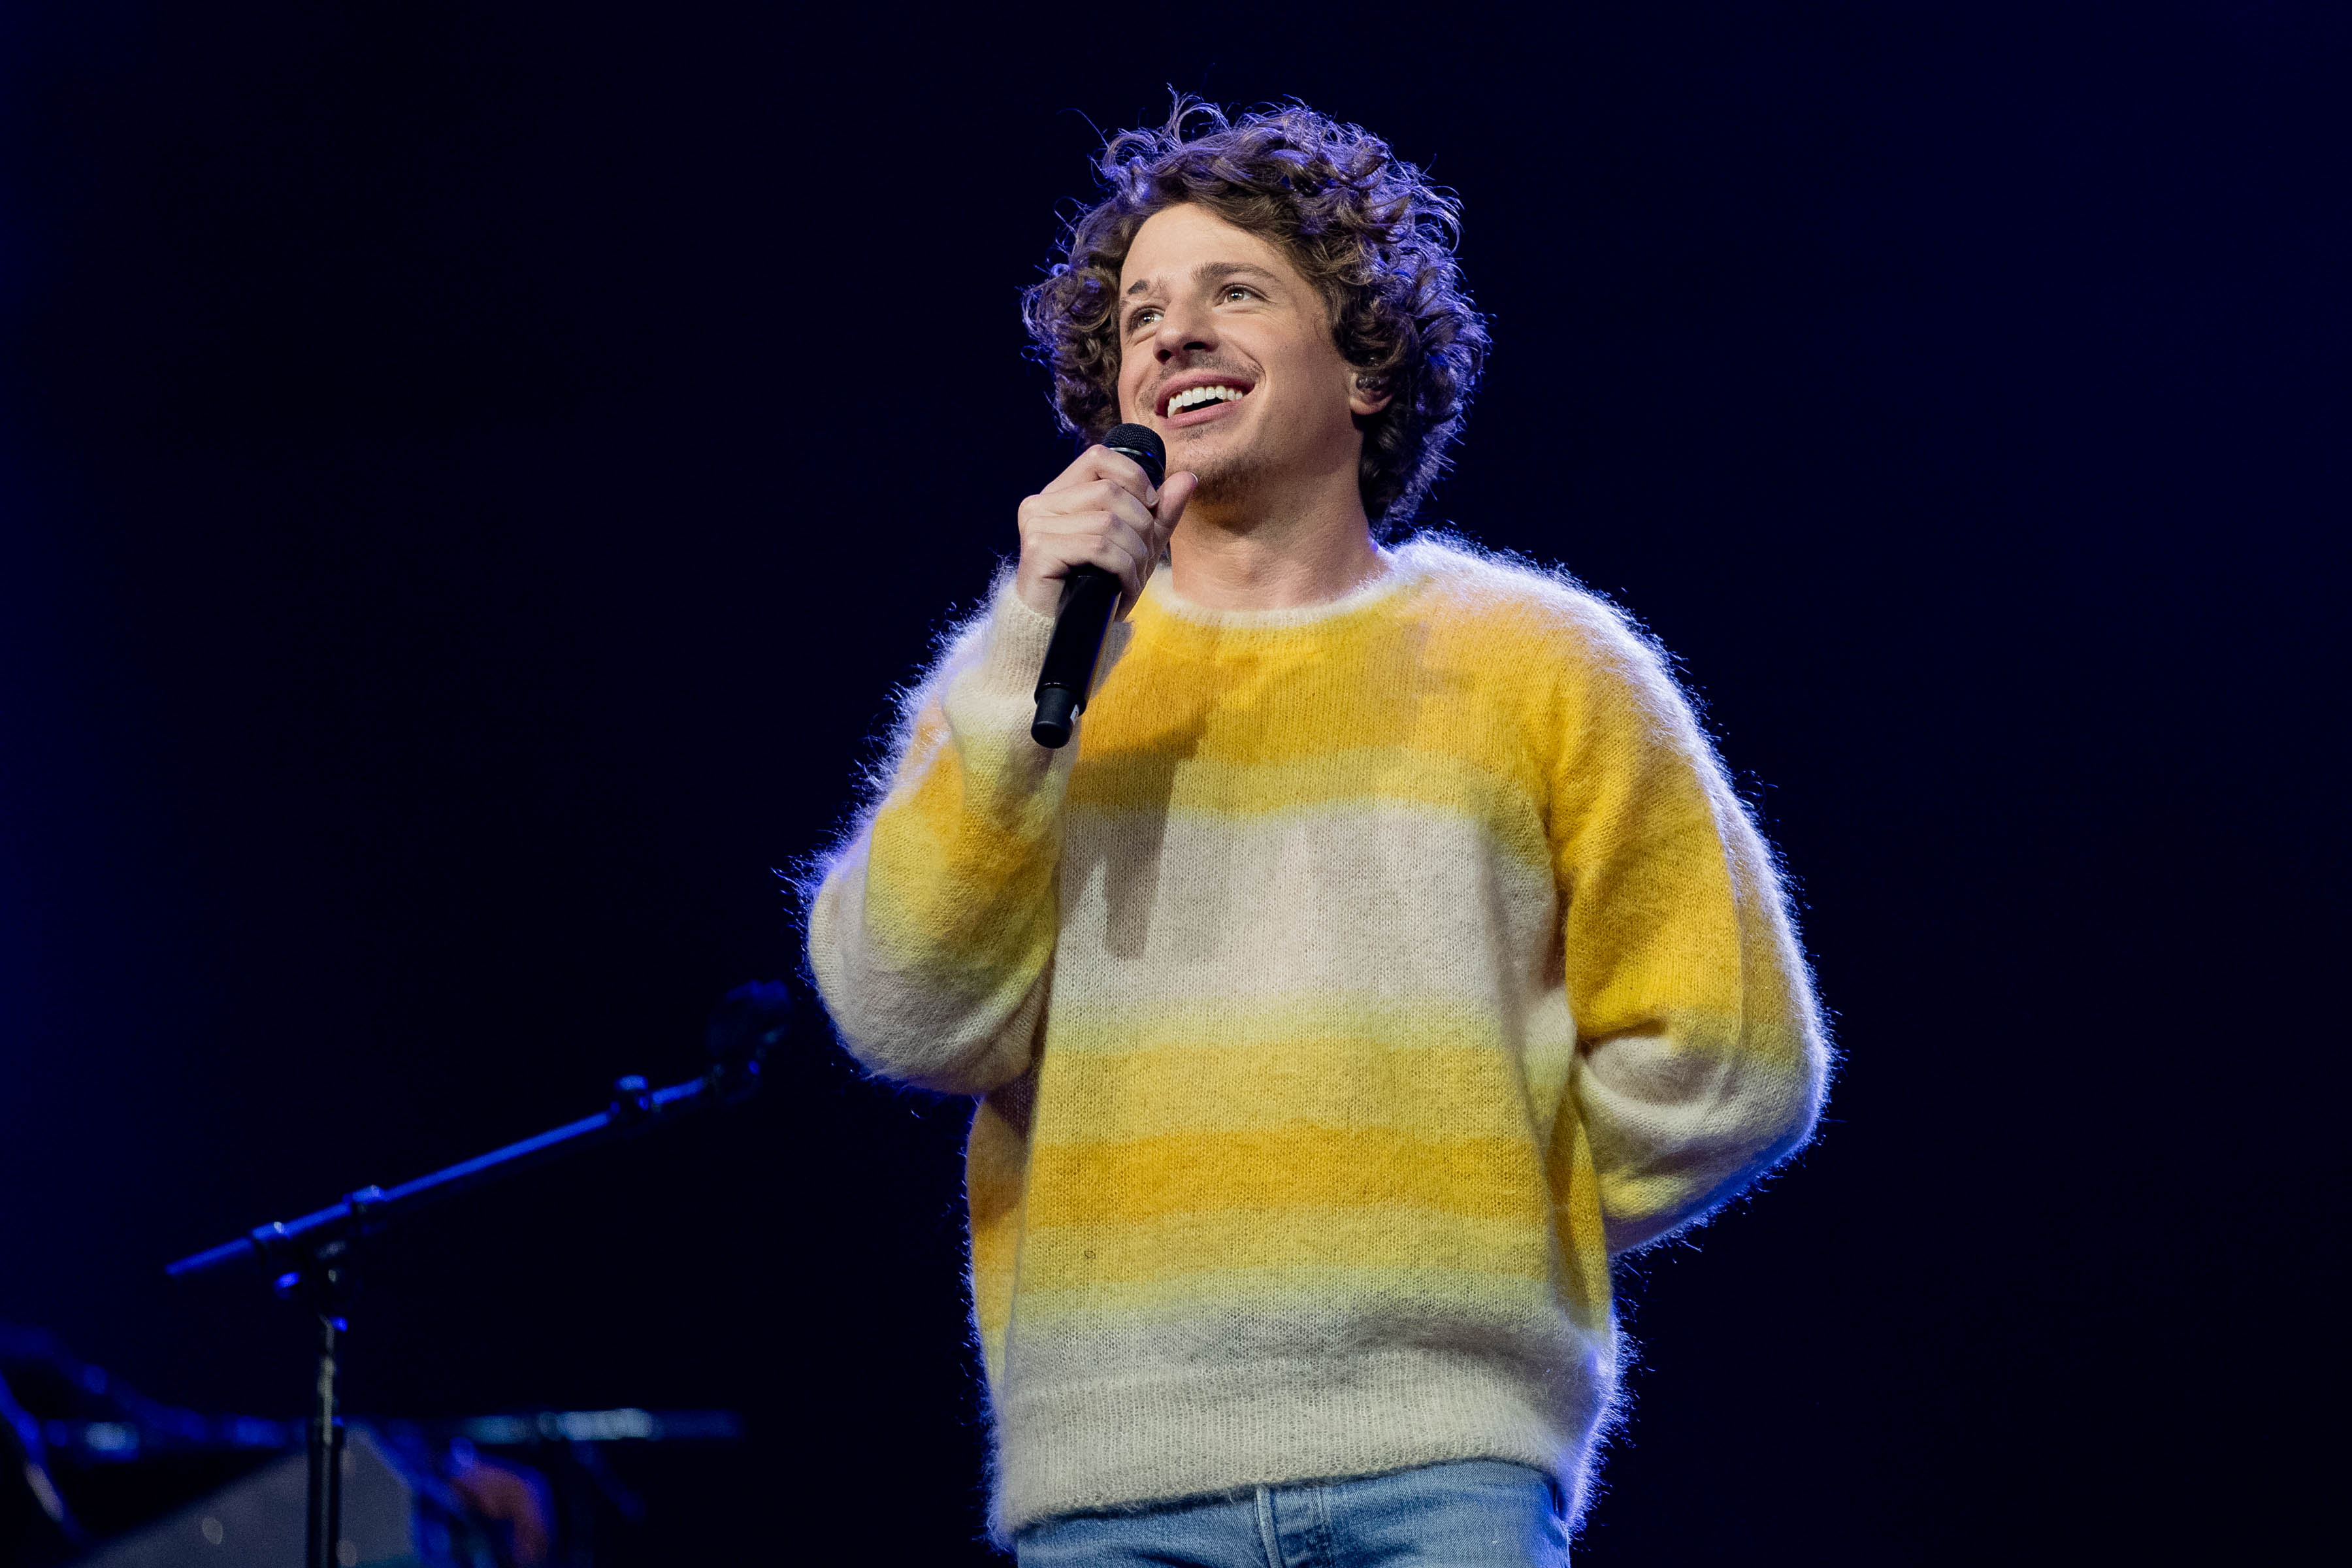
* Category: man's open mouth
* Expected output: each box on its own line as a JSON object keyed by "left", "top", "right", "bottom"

{"left": 1159, "top": 378, "right": 1254, "bottom": 421}
{"left": 1169, "top": 385, "right": 1244, "bottom": 414}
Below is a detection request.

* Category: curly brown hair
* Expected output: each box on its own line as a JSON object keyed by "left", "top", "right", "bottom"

{"left": 1021, "top": 99, "right": 1489, "bottom": 532}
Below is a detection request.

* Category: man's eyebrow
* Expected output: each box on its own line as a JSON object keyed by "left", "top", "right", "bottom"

{"left": 1124, "top": 261, "right": 1285, "bottom": 299}
{"left": 1196, "top": 261, "right": 1282, "bottom": 286}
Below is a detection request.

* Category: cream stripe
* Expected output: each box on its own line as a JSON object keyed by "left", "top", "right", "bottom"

{"left": 1054, "top": 800, "right": 1560, "bottom": 1008}
{"left": 993, "top": 1347, "right": 1600, "bottom": 1535}
{"left": 1012, "top": 1266, "right": 1559, "bottom": 1328}
{"left": 1038, "top": 993, "right": 1514, "bottom": 1054}
{"left": 1004, "top": 1283, "right": 1576, "bottom": 1376}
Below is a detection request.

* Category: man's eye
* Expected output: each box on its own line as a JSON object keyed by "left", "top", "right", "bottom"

{"left": 1130, "top": 308, "right": 1161, "bottom": 331}
{"left": 1222, "top": 286, "right": 1252, "bottom": 302}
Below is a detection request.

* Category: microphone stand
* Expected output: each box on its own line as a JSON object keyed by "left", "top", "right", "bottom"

{"left": 164, "top": 981, "right": 791, "bottom": 1568}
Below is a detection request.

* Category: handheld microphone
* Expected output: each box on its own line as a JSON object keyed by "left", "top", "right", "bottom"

{"left": 1031, "top": 424, "right": 1165, "bottom": 749}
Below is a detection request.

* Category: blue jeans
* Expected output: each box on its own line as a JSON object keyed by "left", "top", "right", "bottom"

{"left": 1014, "top": 1460, "right": 1569, "bottom": 1567}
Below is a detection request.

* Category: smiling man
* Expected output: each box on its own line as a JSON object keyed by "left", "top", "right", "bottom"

{"left": 806, "top": 102, "right": 1829, "bottom": 1567}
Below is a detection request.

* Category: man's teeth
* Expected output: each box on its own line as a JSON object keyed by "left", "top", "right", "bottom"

{"left": 1168, "top": 385, "right": 1244, "bottom": 414}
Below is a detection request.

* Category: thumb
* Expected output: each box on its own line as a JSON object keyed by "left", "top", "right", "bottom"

{"left": 1154, "top": 470, "right": 1199, "bottom": 544}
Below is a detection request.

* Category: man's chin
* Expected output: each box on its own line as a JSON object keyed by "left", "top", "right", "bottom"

{"left": 1171, "top": 434, "right": 1266, "bottom": 508}
{"left": 1186, "top": 458, "right": 1267, "bottom": 513}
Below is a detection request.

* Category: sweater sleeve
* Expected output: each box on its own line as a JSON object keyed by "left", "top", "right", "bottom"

{"left": 806, "top": 584, "right": 1099, "bottom": 1096}
{"left": 1549, "top": 608, "right": 1830, "bottom": 1256}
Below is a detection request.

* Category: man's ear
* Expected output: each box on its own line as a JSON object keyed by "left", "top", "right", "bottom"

{"left": 1348, "top": 373, "right": 1394, "bottom": 419}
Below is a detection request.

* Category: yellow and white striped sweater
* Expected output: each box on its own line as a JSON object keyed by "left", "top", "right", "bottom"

{"left": 808, "top": 537, "right": 1827, "bottom": 1537}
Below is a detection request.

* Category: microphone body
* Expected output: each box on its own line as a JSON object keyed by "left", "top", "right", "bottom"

{"left": 1032, "top": 425, "right": 1165, "bottom": 748}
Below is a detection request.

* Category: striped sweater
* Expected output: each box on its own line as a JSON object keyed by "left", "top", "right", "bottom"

{"left": 806, "top": 537, "right": 1827, "bottom": 1537}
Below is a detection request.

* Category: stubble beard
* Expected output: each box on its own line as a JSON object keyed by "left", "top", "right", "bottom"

{"left": 1171, "top": 429, "right": 1275, "bottom": 530}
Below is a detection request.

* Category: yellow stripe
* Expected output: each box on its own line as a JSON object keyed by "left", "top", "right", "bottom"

{"left": 862, "top": 750, "right": 1058, "bottom": 981}
{"left": 1016, "top": 1206, "right": 1552, "bottom": 1290}
{"left": 968, "top": 1094, "right": 1028, "bottom": 1367}
{"left": 1083, "top": 587, "right": 1585, "bottom": 784}
{"left": 1547, "top": 1109, "right": 1613, "bottom": 1331}
{"left": 1025, "top": 1125, "right": 1550, "bottom": 1230}
{"left": 1032, "top": 1039, "right": 1531, "bottom": 1145}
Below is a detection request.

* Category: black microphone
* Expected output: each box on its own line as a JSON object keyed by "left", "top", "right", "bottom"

{"left": 1031, "top": 423, "right": 1165, "bottom": 749}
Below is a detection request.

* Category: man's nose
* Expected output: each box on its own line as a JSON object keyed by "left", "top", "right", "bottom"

{"left": 1152, "top": 301, "right": 1217, "bottom": 361}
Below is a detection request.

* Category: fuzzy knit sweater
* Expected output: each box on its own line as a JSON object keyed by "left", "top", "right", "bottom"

{"left": 806, "top": 537, "right": 1827, "bottom": 1539}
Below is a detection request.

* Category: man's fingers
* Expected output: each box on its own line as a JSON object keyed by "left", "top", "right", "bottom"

{"left": 1105, "top": 531, "right": 1152, "bottom": 605}
{"left": 1096, "top": 487, "right": 1160, "bottom": 595}
{"left": 1013, "top": 455, "right": 1168, "bottom": 617}
{"left": 1037, "top": 444, "right": 1158, "bottom": 508}
{"left": 1090, "top": 445, "right": 1160, "bottom": 509}
{"left": 1049, "top": 525, "right": 1147, "bottom": 597}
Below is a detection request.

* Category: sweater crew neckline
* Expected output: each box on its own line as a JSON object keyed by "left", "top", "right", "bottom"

{"left": 1139, "top": 549, "right": 1409, "bottom": 633}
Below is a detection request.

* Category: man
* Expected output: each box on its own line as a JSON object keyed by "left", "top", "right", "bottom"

{"left": 806, "top": 101, "right": 1828, "bottom": 1566}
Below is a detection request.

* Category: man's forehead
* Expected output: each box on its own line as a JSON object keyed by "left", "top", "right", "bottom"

{"left": 1119, "top": 208, "right": 1292, "bottom": 294}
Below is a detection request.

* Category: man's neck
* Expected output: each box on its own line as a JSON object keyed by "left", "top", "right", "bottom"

{"left": 1166, "top": 498, "right": 1384, "bottom": 612}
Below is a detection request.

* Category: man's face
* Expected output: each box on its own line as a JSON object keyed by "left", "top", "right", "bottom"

{"left": 1116, "top": 203, "right": 1386, "bottom": 511}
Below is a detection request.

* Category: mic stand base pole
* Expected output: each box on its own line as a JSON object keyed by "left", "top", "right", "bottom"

{"left": 306, "top": 1310, "right": 344, "bottom": 1568}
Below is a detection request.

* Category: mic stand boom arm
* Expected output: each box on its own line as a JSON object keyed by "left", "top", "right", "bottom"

{"left": 163, "top": 981, "right": 789, "bottom": 1568}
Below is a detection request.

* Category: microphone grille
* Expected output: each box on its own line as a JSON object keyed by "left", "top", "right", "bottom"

{"left": 1102, "top": 423, "right": 1166, "bottom": 488}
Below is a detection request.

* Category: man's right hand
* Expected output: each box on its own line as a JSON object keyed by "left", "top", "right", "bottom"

{"left": 1013, "top": 444, "right": 1198, "bottom": 618}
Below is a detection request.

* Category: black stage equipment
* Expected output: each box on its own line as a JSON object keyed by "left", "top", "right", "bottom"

{"left": 1030, "top": 423, "right": 1167, "bottom": 749}
{"left": 75, "top": 1427, "right": 416, "bottom": 1568}
{"left": 1, "top": 1315, "right": 747, "bottom": 1567}
{"left": 163, "top": 981, "right": 792, "bottom": 1568}
{"left": 0, "top": 1358, "right": 87, "bottom": 1552}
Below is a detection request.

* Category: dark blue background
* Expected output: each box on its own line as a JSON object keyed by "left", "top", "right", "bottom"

{"left": 1, "top": 3, "right": 2339, "bottom": 1561}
